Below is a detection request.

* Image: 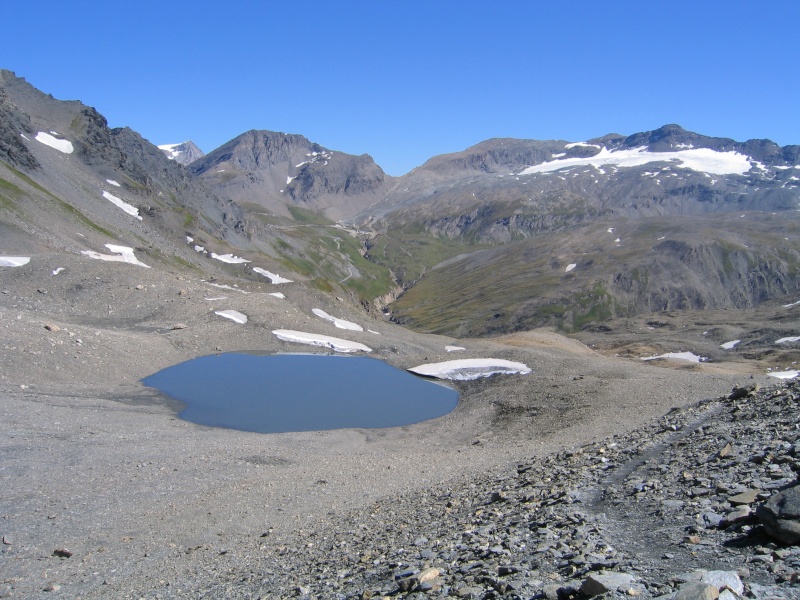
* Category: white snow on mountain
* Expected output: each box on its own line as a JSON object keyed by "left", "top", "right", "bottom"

{"left": 211, "top": 253, "right": 249, "bottom": 264}
{"left": 103, "top": 191, "right": 142, "bottom": 220}
{"left": 253, "top": 267, "right": 293, "bottom": 284}
{"left": 81, "top": 244, "right": 150, "bottom": 268}
{"left": 35, "top": 131, "right": 73, "bottom": 154}
{"left": 312, "top": 308, "right": 363, "bottom": 331}
{"left": 0, "top": 256, "right": 30, "bottom": 267}
{"left": 158, "top": 141, "right": 204, "bottom": 165}
{"left": 158, "top": 143, "right": 183, "bottom": 160}
{"left": 520, "top": 146, "right": 757, "bottom": 177}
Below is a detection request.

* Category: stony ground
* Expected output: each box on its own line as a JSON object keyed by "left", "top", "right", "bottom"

{"left": 1, "top": 251, "right": 798, "bottom": 599}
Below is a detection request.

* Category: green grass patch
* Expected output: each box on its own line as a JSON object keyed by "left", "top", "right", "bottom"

{"left": 287, "top": 205, "right": 333, "bottom": 225}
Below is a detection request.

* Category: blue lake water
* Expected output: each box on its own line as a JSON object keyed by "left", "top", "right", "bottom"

{"left": 141, "top": 353, "right": 459, "bottom": 434}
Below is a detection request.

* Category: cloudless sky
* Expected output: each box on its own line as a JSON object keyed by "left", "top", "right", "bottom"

{"left": 4, "top": 0, "right": 798, "bottom": 176}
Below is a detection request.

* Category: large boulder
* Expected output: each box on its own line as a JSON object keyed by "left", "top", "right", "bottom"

{"left": 756, "top": 482, "right": 800, "bottom": 544}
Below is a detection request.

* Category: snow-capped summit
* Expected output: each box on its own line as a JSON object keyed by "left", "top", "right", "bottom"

{"left": 158, "top": 141, "right": 204, "bottom": 166}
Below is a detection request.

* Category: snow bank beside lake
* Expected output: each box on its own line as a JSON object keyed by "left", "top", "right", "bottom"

{"left": 408, "top": 358, "right": 531, "bottom": 381}
{"left": 272, "top": 329, "right": 372, "bottom": 353}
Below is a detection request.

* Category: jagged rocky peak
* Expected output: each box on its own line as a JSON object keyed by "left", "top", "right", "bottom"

{"left": 190, "top": 129, "right": 320, "bottom": 173}
{"left": 189, "top": 129, "right": 390, "bottom": 219}
{"left": 158, "top": 141, "right": 204, "bottom": 165}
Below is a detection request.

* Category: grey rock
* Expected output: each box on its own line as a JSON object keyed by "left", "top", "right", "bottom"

{"left": 728, "top": 489, "right": 760, "bottom": 505}
{"left": 756, "top": 483, "right": 800, "bottom": 544}
{"left": 699, "top": 570, "right": 744, "bottom": 595}
{"left": 674, "top": 582, "right": 719, "bottom": 600}
{"left": 579, "top": 571, "right": 635, "bottom": 596}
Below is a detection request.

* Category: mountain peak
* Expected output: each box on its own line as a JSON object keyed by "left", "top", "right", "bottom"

{"left": 158, "top": 140, "right": 204, "bottom": 165}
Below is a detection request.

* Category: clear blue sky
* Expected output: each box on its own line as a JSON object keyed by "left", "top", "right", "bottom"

{"left": 4, "top": 0, "right": 798, "bottom": 176}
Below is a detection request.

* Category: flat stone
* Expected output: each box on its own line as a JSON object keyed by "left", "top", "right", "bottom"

{"left": 579, "top": 571, "right": 635, "bottom": 596}
{"left": 721, "top": 506, "right": 752, "bottom": 527}
{"left": 756, "top": 483, "right": 800, "bottom": 544}
{"left": 674, "top": 582, "right": 719, "bottom": 600}
{"left": 729, "top": 489, "right": 760, "bottom": 505}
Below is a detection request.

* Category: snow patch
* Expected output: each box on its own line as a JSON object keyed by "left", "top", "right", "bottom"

{"left": 253, "top": 267, "right": 293, "bottom": 283}
{"left": 0, "top": 256, "right": 30, "bottom": 267}
{"left": 565, "top": 263, "right": 577, "bottom": 273}
{"left": 768, "top": 370, "right": 799, "bottom": 380}
{"left": 776, "top": 336, "right": 800, "bottom": 344}
{"left": 211, "top": 253, "right": 250, "bottom": 264}
{"left": 81, "top": 244, "right": 150, "bottom": 268}
{"left": 720, "top": 340, "right": 741, "bottom": 350}
{"left": 52, "top": 267, "right": 65, "bottom": 275}
{"left": 272, "top": 329, "right": 372, "bottom": 353}
{"left": 641, "top": 351, "right": 707, "bottom": 363}
{"left": 35, "top": 132, "right": 73, "bottom": 153}
{"left": 564, "top": 142, "right": 600, "bottom": 150}
{"left": 520, "top": 146, "right": 755, "bottom": 176}
{"left": 782, "top": 300, "right": 800, "bottom": 308}
{"left": 214, "top": 310, "right": 248, "bottom": 324}
{"left": 106, "top": 179, "right": 121, "bottom": 187}
{"left": 446, "top": 346, "right": 466, "bottom": 352}
{"left": 204, "top": 282, "right": 248, "bottom": 294}
{"left": 268, "top": 292, "right": 286, "bottom": 299}
{"left": 408, "top": 358, "right": 531, "bottom": 381}
{"left": 103, "top": 191, "right": 142, "bottom": 220}
{"left": 312, "top": 308, "right": 363, "bottom": 331}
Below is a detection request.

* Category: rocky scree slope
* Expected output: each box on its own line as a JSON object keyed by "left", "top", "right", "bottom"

{"left": 0, "top": 69, "right": 259, "bottom": 273}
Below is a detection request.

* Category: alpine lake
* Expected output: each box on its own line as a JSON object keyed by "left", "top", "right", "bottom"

{"left": 142, "top": 353, "right": 459, "bottom": 434}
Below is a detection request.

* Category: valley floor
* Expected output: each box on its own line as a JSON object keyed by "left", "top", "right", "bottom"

{"left": 0, "top": 252, "right": 796, "bottom": 599}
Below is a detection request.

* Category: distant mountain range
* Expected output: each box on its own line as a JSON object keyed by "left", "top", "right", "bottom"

{"left": 1, "top": 68, "right": 798, "bottom": 336}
